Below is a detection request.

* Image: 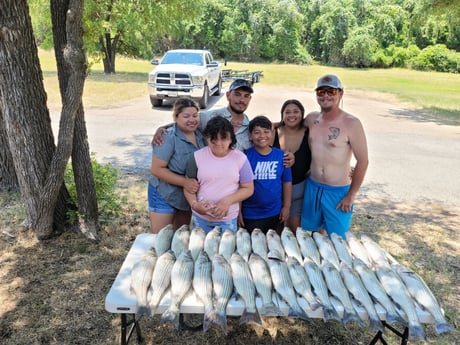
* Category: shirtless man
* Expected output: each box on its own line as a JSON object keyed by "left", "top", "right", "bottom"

{"left": 301, "top": 74, "right": 368, "bottom": 238}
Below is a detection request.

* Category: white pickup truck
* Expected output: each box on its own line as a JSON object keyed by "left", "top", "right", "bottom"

{"left": 148, "top": 49, "right": 223, "bottom": 109}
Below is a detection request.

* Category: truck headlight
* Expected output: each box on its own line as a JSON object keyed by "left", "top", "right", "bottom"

{"left": 192, "top": 76, "right": 204, "bottom": 84}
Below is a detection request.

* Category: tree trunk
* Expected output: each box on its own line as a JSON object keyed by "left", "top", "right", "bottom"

{"left": 51, "top": 0, "right": 99, "bottom": 241}
{"left": 101, "top": 33, "right": 117, "bottom": 74}
{"left": 0, "top": 0, "right": 86, "bottom": 239}
{"left": 0, "top": 109, "right": 19, "bottom": 192}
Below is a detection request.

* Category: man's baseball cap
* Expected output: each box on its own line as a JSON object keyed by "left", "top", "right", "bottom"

{"left": 228, "top": 78, "right": 254, "bottom": 93}
{"left": 315, "top": 74, "right": 343, "bottom": 90}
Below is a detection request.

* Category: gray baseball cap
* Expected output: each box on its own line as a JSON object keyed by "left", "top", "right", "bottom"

{"left": 315, "top": 74, "right": 343, "bottom": 90}
{"left": 228, "top": 79, "right": 254, "bottom": 93}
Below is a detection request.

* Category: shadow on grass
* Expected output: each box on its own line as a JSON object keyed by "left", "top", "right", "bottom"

{"left": 386, "top": 107, "right": 460, "bottom": 126}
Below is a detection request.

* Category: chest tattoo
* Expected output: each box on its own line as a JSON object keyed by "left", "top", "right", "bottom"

{"left": 328, "top": 127, "right": 340, "bottom": 140}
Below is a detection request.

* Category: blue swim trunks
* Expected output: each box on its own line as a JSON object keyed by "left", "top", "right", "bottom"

{"left": 301, "top": 177, "right": 352, "bottom": 239}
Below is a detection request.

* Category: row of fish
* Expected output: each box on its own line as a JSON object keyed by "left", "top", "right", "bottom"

{"left": 129, "top": 224, "right": 455, "bottom": 340}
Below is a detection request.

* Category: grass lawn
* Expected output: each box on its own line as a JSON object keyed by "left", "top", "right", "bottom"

{"left": 39, "top": 50, "right": 460, "bottom": 123}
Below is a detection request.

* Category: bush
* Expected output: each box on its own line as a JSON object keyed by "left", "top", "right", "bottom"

{"left": 410, "top": 44, "right": 460, "bottom": 73}
{"left": 388, "top": 44, "right": 421, "bottom": 68}
{"left": 64, "top": 154, "right": 125, "bottom": 222}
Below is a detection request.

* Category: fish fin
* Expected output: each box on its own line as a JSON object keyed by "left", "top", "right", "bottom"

{"left": 203, "top": 309, "right": 215, "bottom": 333}
{"left": 342, "top": 310, "right": 365, "bottom": 327}
{"left": 369, "top": 317, "right": 385, "bottom": 334}
{"left": 259, "top": 302, "right": 284, "bottom": 317}
{"left": 323, "top": 306, "right": 341, "bottom": 322}
{"left": 212, "top": 311, "right": 228, "bottom": 335}
{"left": 160, "top": 305, "right": 180, "bottom": 328}
{"left": 135, "top": 306, "right": 149, "bottom": 321}
{"left": 385, "top": 311, "right": 407, "bottom": 327}
{"left": 287, "top": 307, "right": 300, "bottom": 318}
{"left": 309, "top": 300, "right": 322, "bottom": 311}
{"left": 435, "top": 321, "right": 456, "bottom": 335}
{"left": 240, "top": 308, "right": 262, "bottom": 325}
{"left": 408, "top": 324, "right": 426, "bottom": 342}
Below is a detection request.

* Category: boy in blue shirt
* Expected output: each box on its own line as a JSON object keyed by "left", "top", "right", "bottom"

{"left": 240, "top": 115, "right": 292, "bottom": 234}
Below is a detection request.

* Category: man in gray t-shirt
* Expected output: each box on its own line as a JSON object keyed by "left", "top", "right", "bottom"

{"left": 152, "top": 79, "right": 254, "bottom": 151}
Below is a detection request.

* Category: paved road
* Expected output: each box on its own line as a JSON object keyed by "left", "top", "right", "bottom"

{"left": 52, "top": 85, "right": 460, "bottom": 210}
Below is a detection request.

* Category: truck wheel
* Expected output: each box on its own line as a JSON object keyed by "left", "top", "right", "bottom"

{"left": 198, "top": 85, "right": 209, "bottom": 109}
{"left": 150, "top": 96, "right": 163, "bottom": 107}
{"left": 213, "top": 77, "right": 222, "bottom": 96}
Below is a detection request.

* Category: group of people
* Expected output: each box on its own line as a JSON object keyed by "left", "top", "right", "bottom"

{"left": 148, "top": 75, "right": 368, "bottom": 239}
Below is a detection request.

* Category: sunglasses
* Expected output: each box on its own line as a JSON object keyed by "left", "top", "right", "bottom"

{"left": 316, "top": 88, "right": 340, "bottom": 96}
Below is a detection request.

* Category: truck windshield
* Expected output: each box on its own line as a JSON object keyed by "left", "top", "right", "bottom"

{"left": 161, "top": 52, "right": 203, "bottom": 66}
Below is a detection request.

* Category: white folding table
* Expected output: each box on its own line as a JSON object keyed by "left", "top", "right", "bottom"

{"left": 105, "top": 233, "right": 434, "bottom": 345}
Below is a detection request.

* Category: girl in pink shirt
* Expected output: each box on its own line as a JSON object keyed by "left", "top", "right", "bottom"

{"left": 184, "top": 116, "right": 254, "bottom": 233}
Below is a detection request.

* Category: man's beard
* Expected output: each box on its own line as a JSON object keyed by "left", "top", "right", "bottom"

{"left": 230, "top": 104, "right": 246, "bottom": 115}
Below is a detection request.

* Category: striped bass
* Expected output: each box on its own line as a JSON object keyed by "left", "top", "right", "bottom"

{"left": 230, "top": 253, "right": 262, "bottom": 325}
{"left": 330, "top": 232, "right": 353, "bottom": 266}
{"left": 303, "top": 257, "right": 340, "bottom": 322}
{"left": 189, "top": 226, "right": 206, "bottom": 261}
{"left": 148, "top": 250, "right": 176, "bottom": 316}
{"left": 393, "top": 263, "right": 455, "bottom": 335}
{"left": 353, "top": 258, "right": 403, "bottom": 325}
{"left": 376, "top": 264, "right": 426, "bottom": 341}
{"left": 345, "top": 232, "right": 372, "bottom": 267}
{"left": 171, "top": 224, "right": 190, "bottom": 258}
{"left": 219, "top": 229, "right": 236, "bottom": 262}
{"left": 340, "top": 262, "right": 384, "bottom": 333}
{"left": 322, "top": 261, "right": 364, "bottom": 326}
{"left": 251, "top": 228, "right": 268, "bottom": 261}
{"left": 313, "top": 231, "right": 340, "bottom": 269}
{"left": 193, "top": 250, "right": 214, "bottom": 333}
{"left": 360, "top": 234, "right": 391, "bottom": 268}
{"left": 296, "top": 228, "right": 321, "bottom": 266}
{"left": 211, "top": 254, "right": 233, "bottom": 334}
{"left": 155, "top": 224, "right": 174, "bottom": 256}
{"left": 266, "top": 229, "right": 285, "bottom": 259}
{"left": 160, "top": 249, "right": 194, "bottom": 328}
{"left": 204, "top": 226, "right": 221, "bottom": 260}
{"left": 267, "top": 249, "right": 309, "bottom": 320}
{"left": 281, "top": 227, "right": 303, "bottom": 263}
{"left": 236, "top": 227, "right": 252, "bottom": 261}
{"left": 130, "top": 247, "right": 157, "bottom": 320}
{"left": 286, "top": 256, "right": 321, "bottom": 312}
{"left": 248, "top": 253, "right": 282, "bottom": 316}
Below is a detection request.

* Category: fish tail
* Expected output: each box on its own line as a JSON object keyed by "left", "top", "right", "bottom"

{"left": 135, "top": 306, "right": 149, "bottom": 321}
{"left": 287, "top": 307, "right": 300, "bottom": 318}
{"left": 239, "top": 308, "right": 262, "bottom": 325}
{"left": 160, "top": 306, "right": 180, "bottom": 328}
{"left": 342, "top": 310, "right": 365, "bottom": 327}
{"left": 259, "top": 302, "right": 283, "bottom": 317}
{"left": 369, "top": 317, "right": 385, "bottom": 334}
{"left": 203, "top": 309, "right": 215, "bottom": 333}
{"left": 408, "top": 324, "right": 426, "bottom": 342}
{"left": 435, "top": 321, "right": 456, "bottom": 335}
{"left": 212, "top": 310, "right": 228, "bottom": 334}
{"left": 323, "top": 306, "right": 341, "bottom": 322}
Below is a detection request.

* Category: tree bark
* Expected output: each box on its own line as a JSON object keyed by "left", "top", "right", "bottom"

{"left": 0, "top": 0, "right": 86, "bottom": 239}
{"left": 0, "top": 109, "right": 19, "bottom": 192}
{"left": 51, "top": 0, "right": 99, "bottom": 240}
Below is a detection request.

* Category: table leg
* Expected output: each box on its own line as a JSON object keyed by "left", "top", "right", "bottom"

{"left": 120, "top": 313, "right": 143, "bottom": 345}
{"left": 367, "top": 321, "right": 409, "bottom": 345}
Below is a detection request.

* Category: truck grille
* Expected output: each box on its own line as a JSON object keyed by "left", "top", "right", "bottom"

{"left": 156, "top": 73, "right": 192, "bottom": 86}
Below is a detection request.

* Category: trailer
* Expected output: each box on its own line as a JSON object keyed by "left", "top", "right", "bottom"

{"left": 221, "top": 69, "right": 263, "bottom": 85}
